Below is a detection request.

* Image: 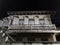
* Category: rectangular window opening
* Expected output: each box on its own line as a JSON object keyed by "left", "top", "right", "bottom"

{"left": 39, "top": 19, "right": 45, "bottom": 25}
{"left": 19, "top": 19, "right": 24, "bottom": 25}
{"left": 28, "top": 19, "right": 35, "bottom": 25}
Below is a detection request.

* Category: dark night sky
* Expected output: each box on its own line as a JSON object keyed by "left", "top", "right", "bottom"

{"left": 0, "top": 0, "right": 60, "bottom": 27}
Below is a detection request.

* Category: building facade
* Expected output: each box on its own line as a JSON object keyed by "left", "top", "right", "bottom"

{"left": 0, "top": 11, "right": 60, "bottom": 45}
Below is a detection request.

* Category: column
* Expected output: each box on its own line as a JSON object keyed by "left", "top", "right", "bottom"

{"left": 52, "top": 34, "right": 57, "bottom": 42}
{"left": 24, "top": 17, "right": 28, "bottom": 24}
{"left": 35, "top": 17, "right": 39, "bottom": 24}
{"left": 45, "top": 18, "right": 49, "bottom": 25}
{"left": 12, "top": 17, "right": 19, "bottom": 24}
{"left": 9, "top": 20, "right": 11, "bottom": 25}
{"left": 45, "top": 15, "right": 52, "bottom": 25}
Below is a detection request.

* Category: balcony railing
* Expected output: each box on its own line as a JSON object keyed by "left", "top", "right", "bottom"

{"left": 8, "top": 24, "right": 56, "bottom": 30}
{"left": 5, "top": 24, "right": 58, "bottom": 33}
{"left": 3, "top": 41, "right": 60, "bottom": 45}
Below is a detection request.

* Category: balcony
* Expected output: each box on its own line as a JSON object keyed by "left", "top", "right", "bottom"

{"left": 5, "top": 24, "right": 60, "bottom": 33}
{"left": 8, "top": 24, "right": 56, "bottom": 30}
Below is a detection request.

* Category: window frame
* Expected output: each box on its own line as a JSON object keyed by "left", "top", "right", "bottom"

{"left": 28, "top": 19, "right": 35, "bottom": 25}
{"left": 19, "top": 19, "right": 24, "bottom": 25}
{"left": 39, "top": 19, "right": 45, "bottom": 25}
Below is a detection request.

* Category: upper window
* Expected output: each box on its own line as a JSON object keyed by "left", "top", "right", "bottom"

{"left": 28, "top": 19, "right": 35, "bottom": 25}
{"left": 3, "top": 20, "right": 9, "bottom": 26}
{"left": 39, "top": 19, "right": 45, "bottom": 25}
{"left": 19, "top": 19, "right": 24, "bottom": 25}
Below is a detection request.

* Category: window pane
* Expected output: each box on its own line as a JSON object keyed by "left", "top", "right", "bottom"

{"left": 19, "top": 19, "right": 24, "bottom": 25}
{"left": 39, "top": 19, "right": 45, "bottom": 25}
{"left": 29, "top": 19, "right": 34, "bottom": 25}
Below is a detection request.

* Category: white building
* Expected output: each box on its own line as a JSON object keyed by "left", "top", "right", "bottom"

{"left": 0, "top": 11, "right": 60, "bottom": 45}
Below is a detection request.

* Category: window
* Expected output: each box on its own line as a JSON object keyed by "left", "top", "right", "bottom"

{"left": 22, "top": 38, "right": 27, "bottom": 42}
{"left": 39, "top": 19, "right": 45, "bottom": 25}
{"left": 19, "top": 19, "right": 24, "bottom": 25}
{"left": 41, "top": 38, "right": 48, "bottom": 41}
{"left": 28, "top": 37, "right": 35, "bottom": 42}
{"left": 28, "top": 19, "right": 34, "bottom": 25}
{"left": 16, "top": 37, "right": 22, "bottom": 41}
{"left": 3, "top": 20, "right": 9, "bottom": 26}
